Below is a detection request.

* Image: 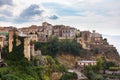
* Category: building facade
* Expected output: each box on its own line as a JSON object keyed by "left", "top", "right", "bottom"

{"left": 77, "top": 60, "right": 97, "bottom": 67}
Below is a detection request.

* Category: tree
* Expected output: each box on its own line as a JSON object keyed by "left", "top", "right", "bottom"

{"left": 104, "top": 38, "right": 107, "bottom": 42}
{"left": 60, "top": 72, "right": 77, "bottom": 80}
{"left": 47, "top": 37, "right": 59, "bottom": 56}
{"left": 34, "top": 37, "right": 82, "bottom": 57}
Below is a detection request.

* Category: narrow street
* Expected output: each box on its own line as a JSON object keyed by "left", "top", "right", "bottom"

{"left": 68, "top": 69, "right": 87, "bottom": 80}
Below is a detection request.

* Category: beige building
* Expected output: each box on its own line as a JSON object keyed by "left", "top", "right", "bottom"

{"left": 61, "top": 26, "right": 76, "bottom": 39}
{"left": 0, "top": 26, "right": 15, "bottom": 34}
{"left": 28, "top": 34, "right": 38, "bottom": 42}
{"left": 81, "top": 31, "right": 91, "bottom": 43}
{"left": 77, "top": 30, "right": 105, "bottom": 49}
{"left": 42, "top": 22, "right": 53, "bottom": 37}
{"left": 18, "top": 22, "right": 78, "bottom": 42}
{"left": 91, "top": 30, "right": 103, "bottom": 42}
{"left": 18, "top": 25, "right": 38, "bottom": 35}
{"left": 69, "top": 28, "right": 76, "bottom": 38}
{"left": 77, "top": 31, "right": 91, "bottom": 49}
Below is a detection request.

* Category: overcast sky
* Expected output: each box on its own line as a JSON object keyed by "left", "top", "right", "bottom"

{"left": 0, "top": 0, "right": 120, "bottom": 35}
{"left": 0, "top": 0, "right": 120, "bottom": 54}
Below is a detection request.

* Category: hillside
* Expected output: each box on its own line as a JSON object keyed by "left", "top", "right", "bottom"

{"left": 34, "top": 36, "right": 120, "bottom": 68}
{"left": 56, "top": 49, "right": 120, "bottom": 69}
{"left": 103, "top": 35, "right": 120, "bottom": 55}
{"left": 1, "top": 30, "right": 120, "bottom": 80}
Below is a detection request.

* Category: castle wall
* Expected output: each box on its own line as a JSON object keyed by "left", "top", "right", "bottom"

{"left": 8, "top": 30, "right": 32, "bottom": 60}
{"left": 24, "top": 38, "right": 31, "bottom": 60}
{"left": 0, "top": 36, "right": 4, "bottom": 59}
{"left": 0, "top": 36, "right": 4, "bottom": 48}
{"left": 30, "top": 44, "right": 35, "bottom": 57}
{"left": 8, "top": 30, "right": 14, "bottom": 52}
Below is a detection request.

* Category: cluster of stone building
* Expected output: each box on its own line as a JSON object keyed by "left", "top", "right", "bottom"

{"left": 18, "top": 22, "right": 78, "bottom": 42}
{"left": 0, "top": 22, "right": 79, "bottom": 60}
{"left": 0, "top": 22, "right": 116, "bottom": 61}
{"left": 77, "top": 30, "right": 115, "bottom": 51}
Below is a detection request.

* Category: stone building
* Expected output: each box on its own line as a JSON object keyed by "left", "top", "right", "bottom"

{"left": 18, "top": 25, "right": 38, "bottom": 35}
{"left": 18, "top": 27, "right": 29, "bottom": 35}
{"left": 81, "top": 31, "right": 91, "bottom": 43}
{"left": 28, "top": 34, "right": 38, "bottom": 42}
{"left": 42, "top": 22, "right": 53, "bottom": 37}
{"left": 36, "top": 22, "right": 53, "bottom": 42}
{"left": 61, "top": 26, "right": 76, "bottom": 39}
{"left": 53, "top": 25, "right": 64, "bottom": 37}
{"left": 77, "top": 31, "right": 91, "bottom": 49}
{"left": 90, "top": 30, "right": 103, "bottom": 43}
{"left": 77, "top": 30, "right": 108, "bottom": 50}
{"left": 29, "top": 25, "right": 38, "bottom": 34}
{"left": 62, "top": 27, "right": 70, "bottom": 38}
{"left": 0, "top": 26, "right": 16, "bottom": 34}
{"left": 18, "top": 22, "right": 78, "bottom": 42}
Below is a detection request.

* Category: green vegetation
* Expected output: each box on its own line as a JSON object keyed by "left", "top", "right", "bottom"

{"left": 84, "top": 57, "right": 119, "bottom": 80}
{"left": 109, "top": 67, "right": 120, "bottom": 71}
{"left": 60, "top": 72, "right": 77, "bottom": 80}
{"left": 0, "top": 33, "right": 77, "bottom": 80}
{"left": 35, "top": 37, "right": 82, "bottom": 56}
{"left": 0, "top": 33, "right": 40, "bottom": 80}
{"left": 0, "top": 32, "right": 8, "bottom": 36}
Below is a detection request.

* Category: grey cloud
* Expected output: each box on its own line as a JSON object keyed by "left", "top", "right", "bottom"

{"left": 0, "top": 9, "right": 13, "bottom": 22}
{"left": 0, "top": 10, "right": 13, "bottom": 17}
{"left": 15, "top": 4, "right": 44, "bottom": 23}
{"left": 0, "top": 0, "right": 13, "bottom": 6}
{"left": 20, "top": 4, "right": 44, "bottom": 18}
{"left": 14, "top": 4, "right": 59, "bottom": 23}
{"left": 0, "top": 16, "right": 13, "bottom": 22}
{"left": 49, "top": 15, "right": 59, "bottom": 20}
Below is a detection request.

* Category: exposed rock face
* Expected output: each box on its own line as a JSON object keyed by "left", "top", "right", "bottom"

{"left": 51, "top": 72, "right": 62, "bottom": 80}
{"left": 76, "top": 30, "right": 120, "bottom": 64}
{"left": 56, "top": 49, "right": 120, "bottom": 68}
{"left": 56, "top": 53, "right": 80, "bottom": 68}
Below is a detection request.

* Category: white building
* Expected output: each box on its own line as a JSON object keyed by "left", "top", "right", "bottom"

{"left": 77, "top": 60, "right": 97, "bottom": 67}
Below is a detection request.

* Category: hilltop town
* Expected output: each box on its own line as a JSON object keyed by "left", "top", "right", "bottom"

{"left": 0, "top": 22, "right": 119, "bottom": 61}
{"left": 0, "top": 22, "right": 120, "bottom": 80}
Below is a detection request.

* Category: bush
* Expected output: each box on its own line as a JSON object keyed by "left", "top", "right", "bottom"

{"left": 60, "top": 72, "right": 77, "bottom": 80}
{"left": 109, "top": 67, "right": 120, "bottom": 71}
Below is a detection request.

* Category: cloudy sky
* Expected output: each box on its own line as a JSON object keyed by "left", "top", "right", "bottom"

{"left": 0, "top": 0, "right": 120, "bottom": 35}
{"left": 0, "top": 0, "right": 120, "bottom": 54}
